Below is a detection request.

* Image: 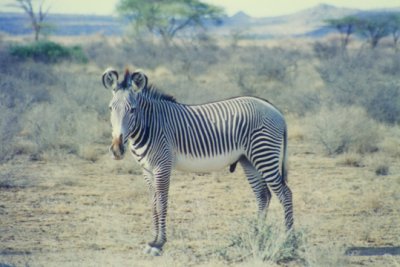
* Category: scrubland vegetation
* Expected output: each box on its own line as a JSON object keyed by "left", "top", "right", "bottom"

{"left": 2, "top": 35, "right": 400, "bottom": 162}
{"left": 0, "top": 32, "right": 399, "bottom": 266}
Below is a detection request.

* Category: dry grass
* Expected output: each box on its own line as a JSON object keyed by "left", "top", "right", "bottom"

{"left": 336, "top": 152, "right": 364, "bottom": 167}
{"left": 1, "top": 35, "right": 400, "bottom": 266}
{"left": 0, "top": 137, "right": 399, "bottom": 266}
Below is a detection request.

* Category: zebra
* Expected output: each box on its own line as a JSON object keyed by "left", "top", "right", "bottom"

{"left": 101, "top": 68, "right": 293, "bottom": 256}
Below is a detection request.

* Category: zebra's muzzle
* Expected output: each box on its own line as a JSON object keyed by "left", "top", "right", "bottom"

{"left": 110, "top": 134, "right": 125, "bottom": 160}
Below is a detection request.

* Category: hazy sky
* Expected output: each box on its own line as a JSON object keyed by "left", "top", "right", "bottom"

{"left": 2, "top": 0, "right": 400, "bottom": 17}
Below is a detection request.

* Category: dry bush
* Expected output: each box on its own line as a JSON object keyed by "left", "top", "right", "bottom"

{"left": 313, "top": 40, "right": 342, "bottom": 60}
{"left": 286, "top": 114, "right": 307, "bottom": 141}
{"left": 227, "top": 46, "right": 320, "bottom": 116}
{"left": 0, "top": 108, "right": 20, "bottom": 161}
{"left": 0, "top": 52, "right": 53, "bottom": 161}
{"left": 0, "top": 43, "right": 110, "bottom": 162}
{"left": 215, "top": 219, "right": 348, "bottom": 266}
{"left": 316, "top": 47, "right": 400, "bottom": 124}
{"left": 20, "top": 88, "right": 109, "bottom": 159}
{"left": 365, "top": 152, "right": 392, "bottom": 176}
{"left": 230, "top": 46, "right": 300, "bottom": 94}
{"left": 379, "top": 126, "right": 400, "bottom": 158}
{"left": 23, "top": 101, "right": 77, "bottom": 153}
{"left": 216, "top": 219, "right": 306, "bottom": 265}
{"left": 307, "top": 105, "right": 381, "bottom": 155}
{"left": 86, "top": 36, "right": 316, "bottom": 118}
{"left": 86, "top": 36, "right": 223, "bottom": 79}
{"left": 250, "top": 46, "right": 299, "bottom": 83}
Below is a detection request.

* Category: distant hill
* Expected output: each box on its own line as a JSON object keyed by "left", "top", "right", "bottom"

{"left": 1, "top": 3, "right": 400, "bottom": 39}
{"left": 217, "top": 4, "right": 400, "bottom": 38}
{"left": 214, "top": 4, "right": 360, "bottom": 38}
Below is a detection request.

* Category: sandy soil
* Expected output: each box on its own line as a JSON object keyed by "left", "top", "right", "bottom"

{"left": 0, "top": 140, "right": 399, "bottom": 266}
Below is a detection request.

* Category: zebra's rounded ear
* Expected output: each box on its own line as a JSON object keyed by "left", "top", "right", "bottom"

{"left": 102, "top": 68, "right": 119, "bottom": 90}
{"left": 131, "top": 71, "right": 148, "bottom": 91}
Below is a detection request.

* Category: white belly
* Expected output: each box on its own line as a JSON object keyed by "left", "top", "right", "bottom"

{"left": 174, "top": 150, "right": 243, "bottom": 172}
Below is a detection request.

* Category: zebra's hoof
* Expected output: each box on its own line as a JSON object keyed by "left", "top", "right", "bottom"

{"left": 143, "top": 244, "right": 162, "bottom": 256}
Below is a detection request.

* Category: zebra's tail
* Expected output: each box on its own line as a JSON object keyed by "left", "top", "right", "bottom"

{"left": 282, "top": 123, "right": 288, "bottom": 184}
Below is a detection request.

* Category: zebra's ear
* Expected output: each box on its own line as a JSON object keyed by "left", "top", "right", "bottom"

{"left": 102, "top": 68, "right": 118, "bottom": 90}
{"left": 131, "top": 71, "right": 148, "bottom": 91}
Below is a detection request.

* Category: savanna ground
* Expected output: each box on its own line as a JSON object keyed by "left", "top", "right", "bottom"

{"left": 0, "top": 33, "right": 400, "bottom": 266}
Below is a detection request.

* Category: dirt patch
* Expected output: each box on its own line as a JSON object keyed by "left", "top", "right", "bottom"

{"left": 0, "top": 142, "right": 399, "bottom": 266}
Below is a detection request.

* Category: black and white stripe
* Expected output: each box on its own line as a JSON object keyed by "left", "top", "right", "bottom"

{"left": 102, "top": 69, "right": 293, "bottom": 255}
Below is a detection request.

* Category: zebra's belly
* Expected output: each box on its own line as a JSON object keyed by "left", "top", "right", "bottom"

{"left": 174, "top": 150, "right": 243, "bottom": 172}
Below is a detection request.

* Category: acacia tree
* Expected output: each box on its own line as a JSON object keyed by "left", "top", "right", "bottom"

{"left": 356, "top": 14, "right": 390, "bottom": 48}
{"left": 117, "top": 0, "right": 224, "bottom": 44}
{"left": 13, "top": 0, "right": 51, "bottom": 41}
{"left": 387, "top": 13, "right": 400, "bottom": 50}
{"left": 324, "top": 16, "right": 360, "bottom": 49}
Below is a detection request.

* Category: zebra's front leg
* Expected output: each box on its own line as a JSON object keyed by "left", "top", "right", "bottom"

{"left": 143, "top": 191, "right": 162, "bottom": 256}
{"left": 143, "top": 170, "right": 160, "bottom": 255}
{"left": 144, "top": 167, "right": 171, "bottom": 256}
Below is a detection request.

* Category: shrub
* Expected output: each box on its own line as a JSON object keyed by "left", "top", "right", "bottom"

{"left": 375, "top": 165, "right": 389, "bottom": 176}
{"left": 0, "top": 54, "right": 54, "bottom": 162}
{"left": 0, "top": 49, "right": 108, "bottom": 162}
{"left": 308, "top": 105, "right": 381, "bottom": 155}
{"left": 313, "top": 41, "right": 341, "bottom": 60}
{"left": 379, "top": 126, "right": 400, "bottom": 158}
{"left": 365, "top": 152, "right": 392, "bottom": 176}
{"left": 9, "top": 41, "right": 88, "bottom": 63}
{"left": 21, "top": 94, "right": 109, "bottom": 159}
{"left": 235, "top": 46, "right": 300, "bottom": 85}
{"left": 0, "top": 107, "right": 20, "bottom": 162}
{"left": 363, "top": 80, "right": 400, "bottom": 124}
{"left": 217, "top": 220, "right": 305, "bottom": 265}
{"left": 316, "top": 47, "right": 400, "bottom": 124}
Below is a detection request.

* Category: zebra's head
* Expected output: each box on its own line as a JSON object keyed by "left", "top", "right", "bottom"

{"left": 102, "top": 68, "right": 147, "bottom": 160}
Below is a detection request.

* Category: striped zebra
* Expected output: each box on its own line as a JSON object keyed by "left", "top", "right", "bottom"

{"left": 102, "top": 68, "right": 293, "bottom": 256}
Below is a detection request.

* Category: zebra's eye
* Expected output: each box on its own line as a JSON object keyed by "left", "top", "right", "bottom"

{"left": 129, "top": 107, "right": 135, "bottom": 114}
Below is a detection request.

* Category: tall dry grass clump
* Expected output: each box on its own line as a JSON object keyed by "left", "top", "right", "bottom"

{"left": 216, "top": 219, "right": 306, "bottom": 265}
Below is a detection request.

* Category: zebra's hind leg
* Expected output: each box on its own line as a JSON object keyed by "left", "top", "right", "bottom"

{"left": 269, "top": 179, "right": 294, "bottom": 231}
{"left": 240, "top": 157, "right": 271, "bottom": 222}
{"left": 248, "top": 154, "right": 294, "bottom": 230}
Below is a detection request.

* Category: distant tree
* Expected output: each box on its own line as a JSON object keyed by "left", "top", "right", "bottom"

{"left": 387, "top": 13, "right": 400, "bottom": 50}
{"left": 117, "top": 0, "right": 224, "bottom": 44}
{"left": 356, "top": 14, "right": 390, "bottom": 48}
{"left": 12, "top": 0, "right": 51, "bottom": 41}
{"left": 324, "top": 16, "right": 360, "bottom": 49}
{"left": 230, "top": 28, "right": 248, "bottom": 49}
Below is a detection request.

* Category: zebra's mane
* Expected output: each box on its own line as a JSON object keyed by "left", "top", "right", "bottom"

{"left": 140, "top": 85, "right": 176, "bottom": 103}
